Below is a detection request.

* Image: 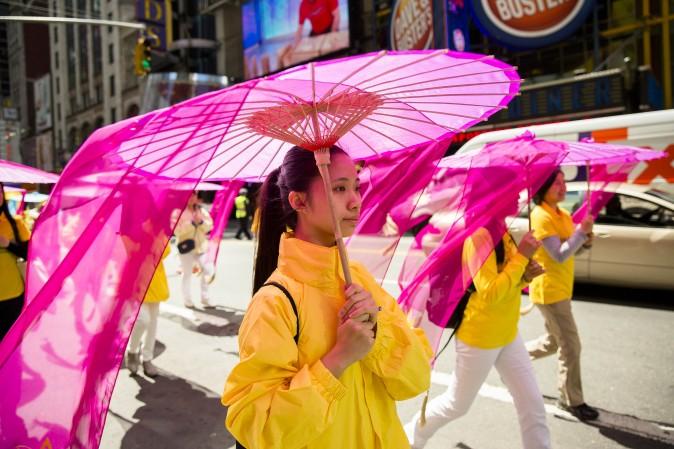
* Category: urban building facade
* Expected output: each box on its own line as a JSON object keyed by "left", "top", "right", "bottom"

{"left": 49, "top": 0, "right": 141, "bottom": 168}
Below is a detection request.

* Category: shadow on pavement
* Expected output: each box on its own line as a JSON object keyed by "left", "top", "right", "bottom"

{"left": 119, "top": 373, "right": 235, "bottom": 449}
{"left": 553, "top": 406, "right": 674, "bottom": 449}
{"left": 164, "top": 307, "right": 244, "bottom": 337}
{"left": 574, "top": 283, "right": 674, "bottom": 311}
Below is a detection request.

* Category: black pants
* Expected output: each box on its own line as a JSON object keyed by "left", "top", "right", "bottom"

{"left": 236, "top": 217, "right": 252, "bottom": 240}
{"left": 0, "top": 294, "right": 24, "bottom": 341}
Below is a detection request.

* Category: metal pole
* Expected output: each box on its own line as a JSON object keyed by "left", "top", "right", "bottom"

{"left": 593, "top": 4, "right": 600, "bottom": 70}
{"left": 663, "top": 0, "right": 672, "bottom": 108}
{"left": 643, "top": 0, "right": 652, "bottom": 67}
{"left": 0, "top": 16, "right": 146, "bottom": 30}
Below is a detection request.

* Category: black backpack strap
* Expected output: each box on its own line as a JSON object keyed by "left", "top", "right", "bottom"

{"left": 262, "top": 282, "right": 299, "bottom": 344}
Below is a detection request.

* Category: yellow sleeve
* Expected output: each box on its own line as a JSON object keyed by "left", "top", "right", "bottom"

{"left": 222, "top": 286, "right": 347, "bottom": 449}
{"left": 15, "top": 217, "right": 31, "bottom": 241}
{"left": 531, "top": 207, "right": 557, "bottom": 240}
{"left": 463, "top": 229, "right": 528, "bottom": 306}
{"left": 355, "top": 264, "right": 433, "bottom": 401}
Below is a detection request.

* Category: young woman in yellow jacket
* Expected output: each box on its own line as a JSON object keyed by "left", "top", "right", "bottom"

{"left": 405, "top": 220, "right": 551, "bottom": 449}
{"left": 0, "top": 182, "right": 31, "bottom": 341}
{"left": 525, "top": 169, "right": 598, "bottom": 421}
{"left": 222, "top": 146, "right": 433, "bottom": 449}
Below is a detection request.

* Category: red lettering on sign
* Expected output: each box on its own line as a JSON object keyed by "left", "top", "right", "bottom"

{"left": 633, "top": 144, "right": 674, "bottom": 184}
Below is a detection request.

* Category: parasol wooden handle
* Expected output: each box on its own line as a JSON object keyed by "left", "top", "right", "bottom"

{"left": 315, "top": 148, "right": 353, "bottom": 286}
{"left": 586, "top": 160, "right": 592, "bottom": 218}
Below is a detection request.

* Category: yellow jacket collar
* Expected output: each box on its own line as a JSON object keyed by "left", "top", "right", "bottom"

{"left": 277, "top": 233, "right": 345, "bottom": 290}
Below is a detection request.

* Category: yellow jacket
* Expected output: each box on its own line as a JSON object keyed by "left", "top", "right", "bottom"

{"left": 0, "top": 214, "right": 31, "bottom": 301}
{"left": 144, "top": 244, "right": 171, "bottom": 303}
{"left": 530, "top": 203, "right": 576, "bottom": 304}
{"left": 222, "top": 234, "right": 432, "bottom": 449}
{"left": 457, "top": 229, "right": 528, "bottom": 349}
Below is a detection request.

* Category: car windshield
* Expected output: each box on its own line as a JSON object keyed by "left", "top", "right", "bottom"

{"left": 647, "top": 188, "right": 674, "bottom": 204}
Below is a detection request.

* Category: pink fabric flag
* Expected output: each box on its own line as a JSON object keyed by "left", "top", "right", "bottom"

{"left": 397, "top": 146, "right": 565, "bottom": 351}
{"left": 0, "top": 105, "right": 239, "bottom": 448}
{"left": 204, "top": 180, "right": 244, "bottom": 268}
{"left": 348, "top": 140, "right": 448, "bottom": 281}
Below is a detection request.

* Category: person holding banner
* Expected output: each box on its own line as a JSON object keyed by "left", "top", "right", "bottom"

{"left": 525, "top": 169, "right": 598, "bottom": 421}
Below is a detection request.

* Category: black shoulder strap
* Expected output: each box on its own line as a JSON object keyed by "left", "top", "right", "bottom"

{"left": 263, "top": 282, "right": 299, "bottom": 344}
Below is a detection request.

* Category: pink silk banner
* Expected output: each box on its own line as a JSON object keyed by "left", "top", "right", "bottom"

{"left": 397, "top": 146, "right": 566, "bottom": 351}
{"left": 348, "top": 140, "right": 448, "bottom": 282}
{"left": 204, "top": 180, "right": 244, "bottom": 268}
{"left": 0, "top": 101, "right": 244, "bottom": 448}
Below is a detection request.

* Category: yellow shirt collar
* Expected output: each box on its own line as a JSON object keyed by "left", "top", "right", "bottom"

{"left": 277, "top": 232, "right": 345, "bottom": 290}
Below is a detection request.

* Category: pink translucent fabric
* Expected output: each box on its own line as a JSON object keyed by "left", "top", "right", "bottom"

{"left": 205, "top": 181, "right": 244, "bottom": 267}
{"left": 398, "top": 145, "right": 565, "bottom": 350}
{"left": 0, "top": 114, "right": 210, "bottom": 449}
{"left": 571, "top": 162, "right": 639, "bottom": 223}
{"left": 0, "top": 50, "right": 520, "bottom": 449}
{"left": 348, "top": 140, "right": 448, "bottom": 280}
{"left": 0, "top": 158, "right": 60, "bottom": 183}
{"left": 439, "top": 132, "right": 665, "bottom": 169}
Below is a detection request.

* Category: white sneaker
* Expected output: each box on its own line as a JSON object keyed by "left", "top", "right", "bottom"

{"left": 201, "top": 298, "right": 215, "bottom": 309}
{"left": 184, "top": 299, "right": 195, "bottom": 308}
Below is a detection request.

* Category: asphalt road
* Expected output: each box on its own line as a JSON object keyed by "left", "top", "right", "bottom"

{"left": 100, "top": 235, "right": 674, "bottom": 449}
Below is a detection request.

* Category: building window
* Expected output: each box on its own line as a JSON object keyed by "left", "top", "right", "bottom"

{"left": 108, "top": 12, "right": 113, "bottom": 32}
{"left": 55, "top": 52, "right": 59, "bottom": 69}
{"left": 57, "top": 104, "right": 61, "bottom": 121}
{"left": 54, "top": 27, "right": 58, "bottom": 43}
{"left": 56, "top": 77, "right": 60, "bottom": 94}
{"left": 95, "top": 84, "right": 102, "bottom": 103}
{"left": 109, "top": 75, "right": 115, "bottom": 96}
{"left": 108, "top": 43, "right": 114, "bottom": 64}
{"left": 111, "top": 107, "right": 116, "bottom": 122}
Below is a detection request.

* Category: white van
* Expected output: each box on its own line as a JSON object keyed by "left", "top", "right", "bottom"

{"left": 456, "top": 110, "right": 674, "bottom": 289}
{"left": 457, "top": 109, "right": 674, "bottom": 184}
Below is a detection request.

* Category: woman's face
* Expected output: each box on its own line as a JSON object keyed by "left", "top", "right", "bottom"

{"left": 543, "top": 172, "right": 566, "bottom": 205}
{"left": 299, "top": 152, "right": 362, "bottom": 245}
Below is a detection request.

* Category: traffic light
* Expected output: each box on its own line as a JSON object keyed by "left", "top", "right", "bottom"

{"left": 134, "top": 37, "right": 152, "bottom": 77}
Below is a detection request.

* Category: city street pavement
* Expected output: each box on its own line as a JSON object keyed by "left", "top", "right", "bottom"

{"left": 100, "top": 231, "right": 674, "bottom": 449}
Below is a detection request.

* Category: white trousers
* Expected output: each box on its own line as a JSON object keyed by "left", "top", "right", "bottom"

{"left": 179, "top": 251, "right": 213, "bottom": 303}
{"left": 408, "top": 333, "right": 551, "bottom": 449}
{"left": 128, "top": 302, "right": 160, "bottom": 361}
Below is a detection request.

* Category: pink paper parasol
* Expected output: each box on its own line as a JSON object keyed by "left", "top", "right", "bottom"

{"left": 117, "top": 49, "right": 520, "bottom": 283}
{"left": 0, "top": 159, "right": 59, "bottom": 184}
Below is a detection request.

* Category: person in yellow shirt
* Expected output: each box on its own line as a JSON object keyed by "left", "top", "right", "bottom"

{"left": 235, "top": 188, "right": 253, "bottom": 240}
{"left": 525, "top": 169, "right": 598, "bottom": 421}
{"left": 0, "top": 182, "right": 31, "bottom": 341}
{"left": 405, "top": 218, "right": 550, "bottom": 449}
{"left": 222, "top": 146, "right": 432, "bottom": 449}
{"left": 126, "top": 242, "right": 171, "bottom": 378}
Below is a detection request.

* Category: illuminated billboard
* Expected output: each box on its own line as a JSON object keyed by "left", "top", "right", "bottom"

{"left": 242, "top": 0, "right": 350, "bottom": 79}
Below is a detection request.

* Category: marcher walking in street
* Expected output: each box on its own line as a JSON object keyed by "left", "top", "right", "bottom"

{"left": 175, "top": 192, "right": 215, "bottom": 308}
{"left": 0, "top": 182, "right": 30, "bottom": 341}
{"left": 405, "top": 215, "right": 551, "bottom": 449}
{"left": 222, "top": 146, "right": 433, "bottom": 449}
{"left": 234, "top": 188, "right": 252, "bottom": 240}
{"left": 126, "top": 242, "right": 171, "bottom": 378}
{"left": 525, "top": 169, "right": 599, "bottom": 421}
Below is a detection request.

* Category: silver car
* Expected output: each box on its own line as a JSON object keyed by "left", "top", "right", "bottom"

{"left": 508, "top": 183, "right": 674, "bottom": 290}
